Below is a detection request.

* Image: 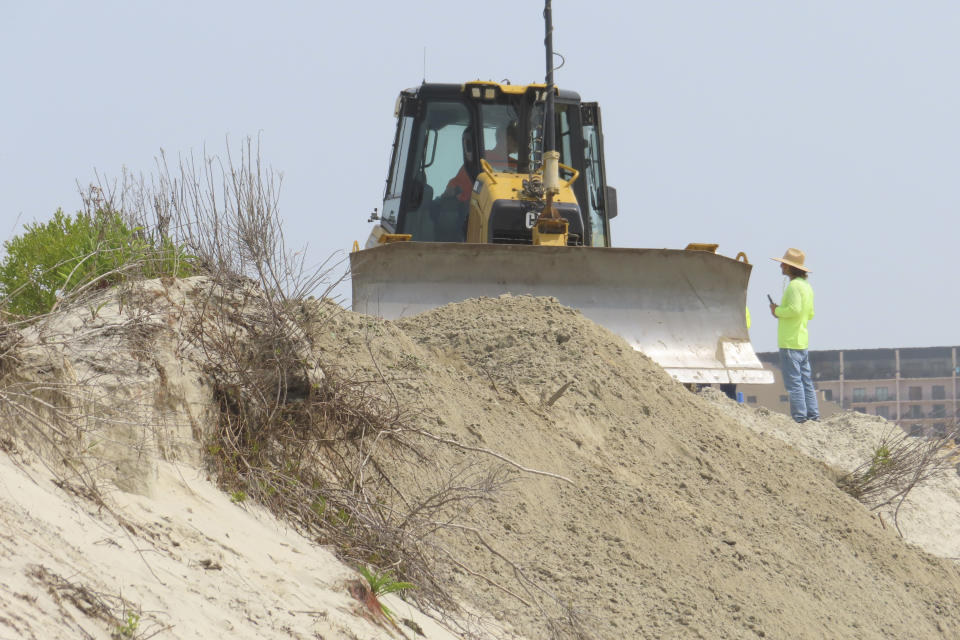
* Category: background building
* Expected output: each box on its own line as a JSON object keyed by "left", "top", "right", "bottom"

{"left": 738, "top": 346, "right": 960, "bottom": 436}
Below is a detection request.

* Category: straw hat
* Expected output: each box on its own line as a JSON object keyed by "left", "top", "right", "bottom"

{"left": 771, "top": 247, "right": 810, "bottom": 272}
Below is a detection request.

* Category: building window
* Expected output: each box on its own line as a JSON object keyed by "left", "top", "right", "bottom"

{"left": 909, "top": 424, "right": 924, "bottom": 438}
{"left": 779, "top": 395, "right": 788, "bottom": 403}
{"left": 876, "top": 406, "right": 889, "bottom": 419}
{"left": 932, "top": 404, "right": 946, "bottom": 418}
{"left": 854, "top": 407, "right": 866, "bottom": 414}
{"left": 875, "top": 387, "right": 889, "bottom": 401}
{"left": 746, "top": 396, "right": 757, "bottom": 404}
{"left": 908, "top": 386, "right": 922, "bottom": 401}
{"left": 932, "top": 385, "right": 946, "bottom": 400}
{"left": 852, "top": 388, "right": 866, "bottom": 402}
{"left": 823, "top": 389, "right": 833, "bottom": 401}
{"left": 933, "top": 423, "right": 947, "bottom": 437}
{"left": 909, "top": 405, "right": 923, "bottom": 419}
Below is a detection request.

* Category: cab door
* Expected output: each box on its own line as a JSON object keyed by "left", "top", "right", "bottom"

{"left": 381, "top": 93, "right": 418, "bottom": 231}
{"left": 580, "top": 102, "right": 617, "bottom": 247}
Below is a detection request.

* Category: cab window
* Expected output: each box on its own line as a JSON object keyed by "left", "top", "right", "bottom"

{"left": 383, "top": 114, "right": 414, "bottom": 225}
{"left": 480, "top": 103, "right": 521, "bottom": 173}
{"left": 527, "top": 102, "right": 573, "bottom": 177}
{"left": 582, "top": 120, "right": 607, "bottom": 246}
{"left": 399, "top": 100, "right": 473, "bottom": 242}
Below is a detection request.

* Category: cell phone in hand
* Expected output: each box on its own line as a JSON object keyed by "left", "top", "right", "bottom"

{"left": 767, "top": 294, "right": 775, "bottom": 305}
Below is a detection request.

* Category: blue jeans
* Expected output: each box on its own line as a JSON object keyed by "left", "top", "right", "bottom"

{"left": 779, "top": 348, "right": 820, "bottom": 423}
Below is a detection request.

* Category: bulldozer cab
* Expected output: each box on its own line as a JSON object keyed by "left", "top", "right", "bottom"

{"left": 378, "top": 82, "right": 616, "bottom": 247}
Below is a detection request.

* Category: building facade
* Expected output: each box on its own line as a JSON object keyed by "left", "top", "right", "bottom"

{"left": 739, "top": 346, "right": 960, "bottom": 437}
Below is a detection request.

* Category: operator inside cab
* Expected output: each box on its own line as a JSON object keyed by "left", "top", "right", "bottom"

{"left": 444, "top": 128, "right": 476, "bottom": 203}
{"left": 484, "top": 120, "right": 520, "bottom": 172}
{"left": 444, "top": 119, "right": 520, "bottom": 203}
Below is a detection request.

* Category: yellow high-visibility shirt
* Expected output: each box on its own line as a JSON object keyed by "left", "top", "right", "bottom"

{"left": 775, "top": 277, "right": 814, "bottom": 349}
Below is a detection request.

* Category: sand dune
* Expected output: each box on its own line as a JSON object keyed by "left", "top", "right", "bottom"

{"left": 2, "top": 279, "right": 959, "bottom": 639}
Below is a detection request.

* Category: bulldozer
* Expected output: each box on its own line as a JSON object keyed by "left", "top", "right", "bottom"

{"left": 350, "top": 3, "right": 773, "bottom": 386}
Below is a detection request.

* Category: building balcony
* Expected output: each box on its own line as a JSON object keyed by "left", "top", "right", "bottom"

{"left": 844, "top": 396, "right": 958, "bottom": 404}
{"left": 848, "top": 395, "right": 893, "bottom": 403}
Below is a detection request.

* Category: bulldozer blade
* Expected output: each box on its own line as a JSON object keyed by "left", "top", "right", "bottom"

{"left": 350, "top": 242, "right": 773, "bottom": 385}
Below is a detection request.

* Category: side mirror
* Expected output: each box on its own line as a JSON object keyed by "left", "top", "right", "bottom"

{"left": 605, "top": 185, "right": 618, "bottom": 219}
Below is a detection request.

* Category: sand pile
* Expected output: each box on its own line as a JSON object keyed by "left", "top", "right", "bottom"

{"left": 3, "top": 281, "right": 960, "bottom": 639}
{"left": 700, "top": 387, "right": 960, "bottom": 561}
{"left": 313, "top": 294, "right": 960, "bottom": 639}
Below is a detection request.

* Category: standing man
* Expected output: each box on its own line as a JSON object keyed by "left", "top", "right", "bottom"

{"left": 769, "top": 248, "right": 819, "bottom": 423}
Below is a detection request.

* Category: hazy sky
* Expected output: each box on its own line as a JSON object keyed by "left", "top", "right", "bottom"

{"left": 3, "top": 1, "right": 958, "bottom": 354}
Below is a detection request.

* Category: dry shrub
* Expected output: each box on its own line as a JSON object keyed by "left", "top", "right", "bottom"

{"left": 0, "top": 319, "right": 86, "bottom": 471}
{"left": 838, "top": 424, "right": 958, "bottom": 534}
{"left": 108, "top": 138, "right": 525, "bottom": 625}
{"left": 179, "top": 273, "right": 514, "bottom": 617}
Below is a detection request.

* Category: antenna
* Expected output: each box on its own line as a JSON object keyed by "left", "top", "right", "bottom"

{"left": 540, "top": 0, "right": 561, "bottom": 220}
{"left": 543, "top": 0, "right": 555, "bottom": 157}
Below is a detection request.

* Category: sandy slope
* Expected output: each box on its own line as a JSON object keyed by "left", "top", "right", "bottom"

{"left": 3, "top": 280, "right": 960, "bottom": 639}
{"left": 318, "top": 294, "right": 960, "bottom": 639}
{"left": 701, "top": 389, "right": 960, "bottom": 561}
{"left": 0, "top": 453, "right": 460, "bottom": 640}
{"left": 0, "top": 278, "right": 469, "bottom": 640}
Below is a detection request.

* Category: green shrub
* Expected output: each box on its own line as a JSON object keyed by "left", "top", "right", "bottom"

{"left": 0, "top": 208, "right": 193, "bottom": 317}
{"left": 358, "top": 565, "right": 415, "bottom": 621}
{"left": 114, "top": 611, "right": 140, "bottom": 639}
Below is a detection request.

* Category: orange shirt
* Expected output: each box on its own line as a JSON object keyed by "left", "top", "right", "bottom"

{"left": 446, "top": 167, "right": 473, "bottom": 202}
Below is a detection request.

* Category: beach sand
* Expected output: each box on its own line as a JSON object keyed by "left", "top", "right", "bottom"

{"left": 2, "top": 280, "right": 960, "bottom": 639}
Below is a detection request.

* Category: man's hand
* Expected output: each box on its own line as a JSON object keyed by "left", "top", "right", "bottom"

{"left": 769, "top": 301, "right": 778, "bottom": 318}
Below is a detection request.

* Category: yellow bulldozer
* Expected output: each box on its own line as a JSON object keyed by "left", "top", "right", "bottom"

{"left": 350, "top": 2, "right": 772, "bottom": 386}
